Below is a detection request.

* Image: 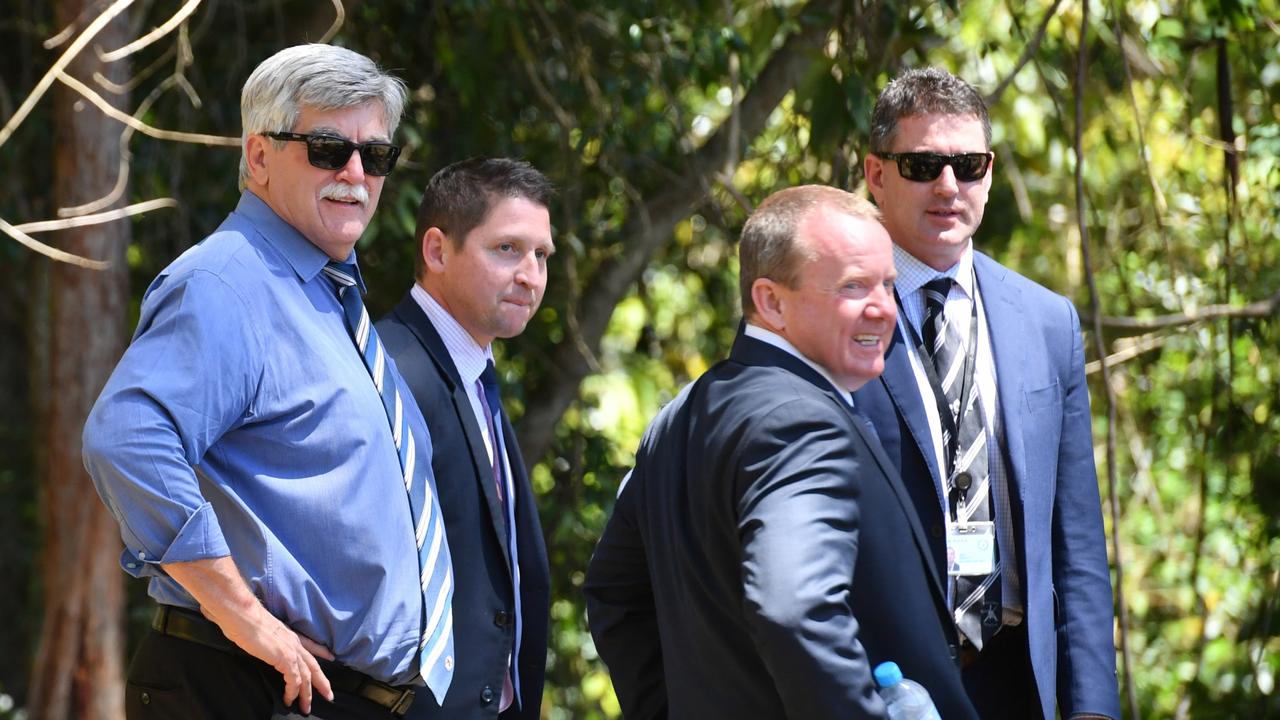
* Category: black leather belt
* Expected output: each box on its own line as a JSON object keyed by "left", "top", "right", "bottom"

{"left": 151, "top": 605, "right": 416, "bottom": 717}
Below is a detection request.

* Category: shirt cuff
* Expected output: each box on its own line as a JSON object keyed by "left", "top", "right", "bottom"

{"left": 120, "top": 502, "right": 230, "bottom": 575}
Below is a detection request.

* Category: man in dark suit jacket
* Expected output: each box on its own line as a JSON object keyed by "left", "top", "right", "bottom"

{"left": 855, "top": 67, "right": 1120, "bottom": 720}
{"left": 376, "top": 158, "right": 554, "bottom": 719}
{"left": 584, "top": 186, "right": 978, "bottom": 720}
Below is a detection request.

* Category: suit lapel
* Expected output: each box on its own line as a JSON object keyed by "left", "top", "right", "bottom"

{"left": 879, "top": 326, "right": 946, "bottom": 497}
{"left": 392, "top": 294, "right": 512, "bottom": 569}
{"left": 847, "top": 397, "right": 949, "bottom": 610}
{"left": 973, "top": 254, "right": 1029, "bottom": 511}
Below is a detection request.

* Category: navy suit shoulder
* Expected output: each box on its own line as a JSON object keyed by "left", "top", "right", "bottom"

{"left": 377, "top": 293, "right": 550, "bottom": 720}
{"left": 586, "top": 334, "right": 977, "bottom": 720}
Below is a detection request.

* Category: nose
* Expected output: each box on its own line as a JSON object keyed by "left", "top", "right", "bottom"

{"left": 513, "top": 251, "right": 540, "bottom": 289}
{"left": 866, "top": 283, "right": 896, "bottom": 322}
{"left": 336, "top": 147, "right": 366, "bottom": 184}
{"left": 933, "top": 164, "right": 959, "bottom": 197}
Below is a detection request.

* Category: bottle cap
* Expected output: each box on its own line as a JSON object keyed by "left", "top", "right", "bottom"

{"left": 873, "top": 661, "right": 903, "bottom": 688}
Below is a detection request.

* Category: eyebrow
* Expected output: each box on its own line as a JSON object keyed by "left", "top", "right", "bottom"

{"left": 307, "top": 125, "right": 391, "bottom": 143}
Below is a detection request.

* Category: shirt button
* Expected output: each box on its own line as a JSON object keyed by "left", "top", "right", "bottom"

{"left": 140, "top": 692, "right": 151, "bottom": 705}
{"left": 480, "top": 685, "right": 495, "bottom": 705}
{"left": 493, "top": 611, "right": 510, "bottom": 628}
{"left": 137, "top": 551, "right": 147, "bottom": 559}
{"left": 931, "top": 524, "right": 945, "bottom": 539}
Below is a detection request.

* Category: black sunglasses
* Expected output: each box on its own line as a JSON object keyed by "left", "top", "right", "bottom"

{"left": 265, "top": 131, "right": 402, "bottom": 176}
{"left": 875, "top": 151, "right": 993, "bottom": 182}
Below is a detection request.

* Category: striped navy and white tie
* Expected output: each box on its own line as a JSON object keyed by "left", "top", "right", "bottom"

{"left": 324, "top": 261, "right": 455, "bottom": 701}
{"left": 922, "top": 276, "right": 1001, "bottom": 650}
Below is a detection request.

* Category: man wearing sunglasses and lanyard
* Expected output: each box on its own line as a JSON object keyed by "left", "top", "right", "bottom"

{"left": 84, "top": 44, "right": 452, "bottom": 719}
{"left": 855, "top": 67, "right": 1120, "bottom": 720}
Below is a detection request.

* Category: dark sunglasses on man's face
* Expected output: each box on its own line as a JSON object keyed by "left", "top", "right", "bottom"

{"left": 265, "top": 131, "right": 402, "bottom": 176}
{"left": 875, "top": 151, "right": 993, "bottom": 183}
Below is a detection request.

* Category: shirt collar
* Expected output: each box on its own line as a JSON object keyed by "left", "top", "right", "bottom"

{"left": 235, "top": 190, "right": 365, "bottom": 292}
{"left": 410, "top": 283, "right": 493, "bottom": 385}
{"left": 892, "top": 241, "right": 974, "bottom": 299}
{"left": 743, "top": 323, "right": 854, "bottom": 405}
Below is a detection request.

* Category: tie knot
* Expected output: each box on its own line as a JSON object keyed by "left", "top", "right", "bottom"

{"left": 480, "top": 360, "right": 500, "bottom": 393}
{"left": 322, "top": 261, "right": 359, "bottom": 291}
{"left": 478, "top": 360, "right": 501, "bottom": 422}
{"left": 923, "top": 277, "right": 952, "bottom": 309}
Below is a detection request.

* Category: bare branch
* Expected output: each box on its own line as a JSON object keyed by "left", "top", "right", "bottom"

{"left": 318, "top": 0, "right": 346, "bottom": 44}
{"left": 0, "top": 217, "right": 111, "bottom": 270}
{"left": 97, "top": 0, "right": 202, "bottom": 62}
{"left": 0, "top": 0, "right": 136, "bottom": 148}
{"left": 1084, "top": 332, "right": 1167, "bottom": 375}
{"left": 1074, "top": 3, "right": 1138, "bottom": 717}
{"left": 59, "top": 157, "right": 130, "bottom": 218}
{"left": 986, "top": 0, "right": 1064, "bottom": 107}
{"left": 1083, "top": 291, "right": 1280, "bottom": 332}
{"left": 15, "top": 199, "right": 177, "bottom": 234}
{"left": 55, "top": 70, "right": 238, "bottom": 146}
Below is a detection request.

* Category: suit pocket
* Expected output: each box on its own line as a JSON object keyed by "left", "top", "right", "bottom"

{"left": 1024, "top": 381, "right": 1061, "bottom": 414}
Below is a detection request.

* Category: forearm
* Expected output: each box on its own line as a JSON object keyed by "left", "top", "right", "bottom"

{"left": 163, "top": 556, "right": 272, "bottom": 636}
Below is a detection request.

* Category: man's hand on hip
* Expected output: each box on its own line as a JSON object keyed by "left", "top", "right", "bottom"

{"left": 164, "top": 556, "right": 335, "bottom": 714}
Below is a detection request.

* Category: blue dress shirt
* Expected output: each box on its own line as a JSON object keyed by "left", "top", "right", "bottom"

{"left": 83, "top": 191, "right": 434, "bottom": 685}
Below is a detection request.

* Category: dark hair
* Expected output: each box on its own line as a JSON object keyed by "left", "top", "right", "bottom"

{"left": 869, "top": 67, "right": 991, "bottom": 153}
{"left": 739, "top": 185, "right": 880, "bottom": 317}
{"left": 414, "top": 157, "right": 555, "bottom": 273}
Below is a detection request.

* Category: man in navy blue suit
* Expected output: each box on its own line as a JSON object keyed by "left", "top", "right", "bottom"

{"left": 377, "top": 158, "right": 554, "bottom": 719}
{"left": 586, "top": 186, "right": 978, "bottom": 720}
{"left": 855, "top": 67, "right": 1121, "bottom": 719}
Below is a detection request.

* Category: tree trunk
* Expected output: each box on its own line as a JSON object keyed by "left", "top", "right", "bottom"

{"left": 27, "top": 1, "right": 130, "bottom": 717}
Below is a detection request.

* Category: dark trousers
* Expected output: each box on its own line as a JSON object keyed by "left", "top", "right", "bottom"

{"left": 961, "top": 622, "right": 1042, "bottom": 720}
{"left": 126, "top": 628, "right": 399, "bottom": 720}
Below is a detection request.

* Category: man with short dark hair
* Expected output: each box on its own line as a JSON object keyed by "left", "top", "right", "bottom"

{"left": 856, "top": 66, "right": 1121, "bottom": 720}
{"left": 376, "top": 158, "right": 555, "bottom": 719}
{"left": 84, "top": 44, "right": 452, "bottom": 719}
{"left": 585, "top": 186, "right": 978, "bottom": 720}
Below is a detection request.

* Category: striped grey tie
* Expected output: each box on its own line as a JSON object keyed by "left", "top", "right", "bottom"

{"left": 324, "top": 261, "right": 455, "bottom": 701}
{"left": 922, "top": 277, "right": 1001, "bottom": 649}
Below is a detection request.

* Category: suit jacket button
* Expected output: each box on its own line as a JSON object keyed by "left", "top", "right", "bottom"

{"left": 480, "top": 685, "right": 495, "bottom": 705}
{"left": 931, "top": 524, "right": 944, "bottom": 538}
{"left": 494, "top": 610, "right": 510, "bottom": 628}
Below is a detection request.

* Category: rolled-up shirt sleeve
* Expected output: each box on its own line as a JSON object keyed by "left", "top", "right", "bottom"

{"left": 83, "top": 267, "right": 262, "bottom": 576}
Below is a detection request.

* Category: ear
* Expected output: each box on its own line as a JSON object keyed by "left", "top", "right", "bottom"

{"left": 864, "top": 152, "right": 886, "bottom": 202}
{"left": 422, "top": 227, "right": 449, "bottom": 274}
{"left": 244, "top": 134, "right": 271, "bottom": 187}
{"left": 750, "top": 278, "right": 787, "bottom": 334}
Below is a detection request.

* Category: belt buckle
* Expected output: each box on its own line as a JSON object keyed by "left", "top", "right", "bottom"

{"left": 389, "top": 687, "right": 415, "bottom": 717}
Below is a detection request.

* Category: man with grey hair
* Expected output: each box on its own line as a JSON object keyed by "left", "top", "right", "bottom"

{"left": 856, "top": 66, "right": 1120, "bottom": 719}
{"left": 84, "top": 44, "right": 452, "bottom": 719}
{"left": 586, "top": 185, "right": 978, "bottom": 719}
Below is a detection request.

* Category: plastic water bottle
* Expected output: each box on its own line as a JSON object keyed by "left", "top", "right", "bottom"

{"left": 873, "top": 661, "right": 942, "bottom": 720}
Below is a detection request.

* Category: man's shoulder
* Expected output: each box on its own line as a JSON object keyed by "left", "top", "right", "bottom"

{"left": 158, "top": 215, "right": 270, "bottom": 284}
{"left": 653, "top": 358, "right": 843, "bottom": 436}
{"left": 974, "top": 250, "right": 1076, "bottom": 314}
